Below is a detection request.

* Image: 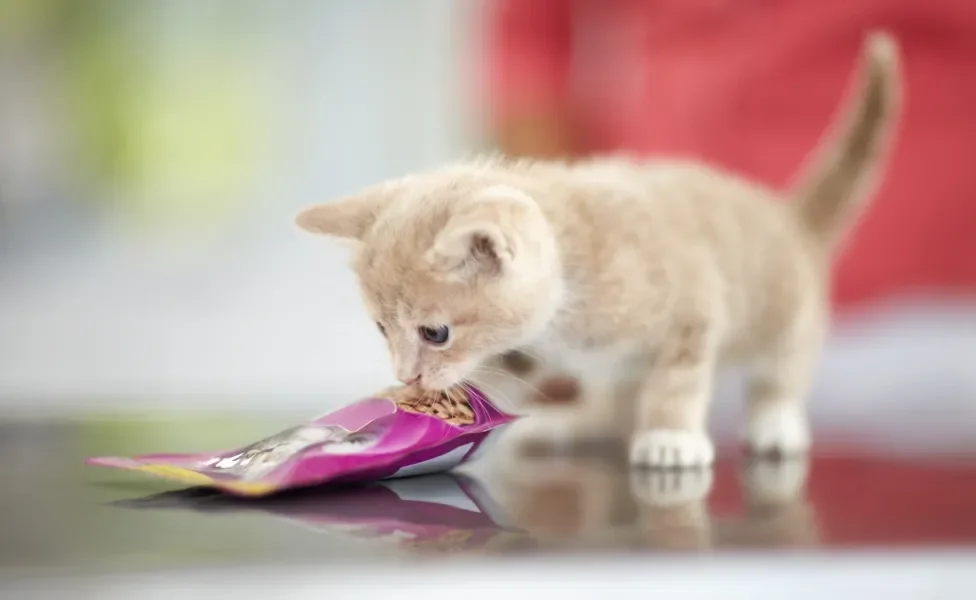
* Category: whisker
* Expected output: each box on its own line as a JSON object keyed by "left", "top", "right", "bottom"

{"left": 457, "top": 382, "right": 481, "bottom": 422}
{"left": 445, "top": 387, "right": 461, "bottom": 420}
{"left": 469, "top": 369, "right": 530, "bottom": 405}
{"left": 463, "top": 376, "right": 520, "bottom": 414}
{"left": 407, "top": 388, "right": 430, "bottom": 412}
{"left": 461, "top": 380, "right": 502, "bottom": 415}
{"left": 473, "top": 366, "right": 549, "bottom": 400}
{"left": 459, "top": 379, "right": 483, "bottom": 401}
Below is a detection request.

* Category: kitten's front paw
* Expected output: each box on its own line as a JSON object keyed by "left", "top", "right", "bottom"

{"left": 746, "top": 404, "right": 811, "bottom": 457}
{"left": 629, "top": 429, "right": 715, "bottom": 468}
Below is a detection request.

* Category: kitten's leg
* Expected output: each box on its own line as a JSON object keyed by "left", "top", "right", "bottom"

{"left": 630, "top": 316, "right": 718, "bottom": 468}
{"left": 745, "top": 342, "right": 819, "bottom": 456}
{"left": 502, "top": 375, "right": 630, "bottom": 454}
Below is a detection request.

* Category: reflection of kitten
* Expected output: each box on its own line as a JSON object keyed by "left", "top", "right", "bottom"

{"left": 489, "top": 453, "right": 817, "bottom": 552}
{"left": 296, "top": 35, "right": 900, "bottom": 467}
{"left": 205, "top": 425, "right": 381, "bottom": 480}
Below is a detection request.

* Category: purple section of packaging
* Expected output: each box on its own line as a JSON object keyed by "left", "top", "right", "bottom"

{"left": 87, "top": 385, "right": 515, "bottom": 496}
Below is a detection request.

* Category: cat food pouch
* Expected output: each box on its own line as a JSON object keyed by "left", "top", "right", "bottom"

{"left": 87, "top": 384, "right": 515, "bottom": 497}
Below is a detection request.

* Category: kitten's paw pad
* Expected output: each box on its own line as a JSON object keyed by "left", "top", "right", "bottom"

{"left": 630, "top": 467, "right": 714, "bottom": 507}
{"left": 745, "top": 405, "right": 811, "bottom": 456}
{"left": 629, "top": 429, "right": 715, "bottom": 468}
{"left": 744, "top": 457, "right": 810, "bottom": 505}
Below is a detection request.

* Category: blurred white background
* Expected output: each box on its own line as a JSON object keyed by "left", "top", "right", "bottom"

{"left": 0, "top": 0, "right": 474, "bottom": 406}
{"left": 0, "top": 0, "right": 973, "bottom": 450}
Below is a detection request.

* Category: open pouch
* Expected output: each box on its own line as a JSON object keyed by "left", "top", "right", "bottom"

{"left": 87, "top": 384, "right": 515, "bottom": 496}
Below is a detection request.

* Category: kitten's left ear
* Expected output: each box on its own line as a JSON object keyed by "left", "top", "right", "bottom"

{"left": 295, "top": 189, "right": 390, "bottom": 241}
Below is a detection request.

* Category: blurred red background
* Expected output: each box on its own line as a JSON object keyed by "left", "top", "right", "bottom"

{"left": 480, "top": 0, "right": 976, "bottom": 312}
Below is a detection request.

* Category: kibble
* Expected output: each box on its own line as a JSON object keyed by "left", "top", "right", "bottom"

{"left": 381, "top": 385, "right": 477, "bottom": 426}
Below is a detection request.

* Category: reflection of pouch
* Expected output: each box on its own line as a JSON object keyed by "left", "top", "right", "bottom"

{"left": 113, "top": 475, "right": 536, "bottom": 554}
{"left": 87, "top": 385, "right": 515, "bottom": 496}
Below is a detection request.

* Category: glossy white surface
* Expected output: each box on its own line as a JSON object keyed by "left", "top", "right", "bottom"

{"left": 8, "top": 553, "right": 976, "bottom": 599}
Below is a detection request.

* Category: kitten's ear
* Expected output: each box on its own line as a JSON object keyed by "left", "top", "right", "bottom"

{"left": 295, "top": 191, "right": 389, "bottom": 241}
{"left": 426, "top": 220, "right": 514, "bottom": 277}
{"left": 426, "top": 186, "right": 531, "bottom": 278}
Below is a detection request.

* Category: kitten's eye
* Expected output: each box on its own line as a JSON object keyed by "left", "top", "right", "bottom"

{"left": 376, "top": 322, "right": 386, "bottom": 337}
{"left": 418, "top": 325, "right": 450, "bottom": 345}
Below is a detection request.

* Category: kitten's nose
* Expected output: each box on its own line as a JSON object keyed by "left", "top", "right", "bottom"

{"left": 399, "top": 375, "right": 422, "bottom": 386}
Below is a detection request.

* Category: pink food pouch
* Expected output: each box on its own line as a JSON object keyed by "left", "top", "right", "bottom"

{"left": 87, "top": 385, "right": 515, "bottom": 497}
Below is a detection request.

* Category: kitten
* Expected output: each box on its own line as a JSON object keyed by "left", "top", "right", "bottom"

{"left": 296, "top": 33, "right": 901, "bottom": 467}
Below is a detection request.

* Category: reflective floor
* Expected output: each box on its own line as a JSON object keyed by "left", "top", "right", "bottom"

{"left": 4, "top": 412, "right": 976, "bottom": 582}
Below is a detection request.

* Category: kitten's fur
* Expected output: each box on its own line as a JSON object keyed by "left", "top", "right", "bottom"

{"left": 297, "top": 33, "right": 901, "bottom": 467}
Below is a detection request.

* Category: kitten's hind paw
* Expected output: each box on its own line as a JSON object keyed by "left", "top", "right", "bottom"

{"left": 629, "top": 429, "right": 715, "bottom": 468}
{"left": 745, "top": 404, "right": 811, "bottom": 457}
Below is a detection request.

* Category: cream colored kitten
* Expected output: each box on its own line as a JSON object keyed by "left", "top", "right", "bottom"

{"left": 296, "top": 33, "right": 901, "bottom": 468}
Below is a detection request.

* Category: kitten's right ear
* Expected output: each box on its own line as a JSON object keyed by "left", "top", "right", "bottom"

{"left": 426, "top": 219, "right": 514, "bottom": 278}
{"left": 295, "top": 191, "right": 389, "bottom": 241}
{"left": 426, "top": 186, "right": 534, "bottom": 279}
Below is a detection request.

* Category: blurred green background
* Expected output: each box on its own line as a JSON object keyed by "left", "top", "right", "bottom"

{"left": 0, "top": 0, "right": 470, "bottom": 408}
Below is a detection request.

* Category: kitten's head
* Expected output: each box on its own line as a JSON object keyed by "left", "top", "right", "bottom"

{"left": 296, "top": 170, "right": 563, "bottom": 391}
